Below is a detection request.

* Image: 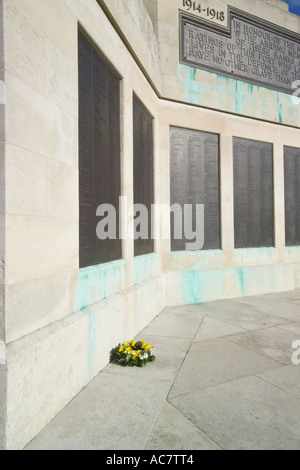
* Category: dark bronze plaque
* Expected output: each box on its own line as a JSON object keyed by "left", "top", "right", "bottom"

{"left": 233, "top": 138, "right": 274, "bottom": 249}
{"left": 180, "top": 8, "right": 300, "bottom": 94}
{"left": 284, "top": 146, "right": 300, "bottom": 246}
{"left": 79, "top": 32, "right": 121, "bottom": 268}
{"left": 170, "top": 127, "right": 220, "bottom": 251}
{"left": 133, "top": 96, "right": 154, "bottom": 257}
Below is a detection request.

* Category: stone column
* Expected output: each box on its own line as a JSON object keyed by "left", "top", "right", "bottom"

{"left": 120, "top": 78, "right": 134, "bottom": 288}
{"left": 220, "top": 134, "right": 235, "bottom": 257}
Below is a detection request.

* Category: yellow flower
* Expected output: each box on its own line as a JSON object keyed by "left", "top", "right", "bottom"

{"left": 126, "top": 347, "right": 131, "bottom": 353}
{"left": 132, "top": 341, "right": 136, "bottom": 348}
{"left": 145, "top": 344, "right": 152, "bottom": 350}
{"left": 119, "top": 345, "right": 125, "bottom": 352}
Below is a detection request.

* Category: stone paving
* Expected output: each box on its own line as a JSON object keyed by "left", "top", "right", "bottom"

{"left": 25, "top": 290, "right": 300, "bottom": 450}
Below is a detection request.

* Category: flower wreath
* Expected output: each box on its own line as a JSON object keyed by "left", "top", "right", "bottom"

{"left": 114, "top": 340, "right": 155, "bottom": 367}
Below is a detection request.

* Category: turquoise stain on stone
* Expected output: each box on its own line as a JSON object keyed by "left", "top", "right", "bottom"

{"left": 181, "top": 255, "right": 281, "bottom": 306}
{"left": 183, "top": 271, "right": 204, "bottom": 304}
{"left": 178, "top": 62, "right": 300, "bottom": 126}
{"left": 217, "top": 75, "right": 227, "bottom": 89}
{"left": 182, "top": 270, "right": 223, "bottom": 305}
{"left": 189, "top": 67, "right": 196, "bottom": 81}
{"left": 188, "top": 81, "right": 201, "bottom": 105}
{"left": 235, "top": 81, "right": 243, "bottom": 115}
{"left": 277, "top": 93, "right": 284, "bottom": 123}
{"left": 76, "top": 272, "right": 89, "bottom": 311}
{"left": 134, "top": 253, "right": 159, "bottom": 285}
{"left": 236, "top": 268, "right": 245, "bottom": 297}
{"left": 76, "top": 260, "right": 127, "bottom": 311}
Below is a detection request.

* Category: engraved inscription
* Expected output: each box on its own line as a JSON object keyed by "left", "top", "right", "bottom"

{"left": 181, "top": 8, "right": 300, "bottom": 94}
{"left": 79, "top": 33, "right": 121, "bottom": 268}
{"left": 284, "top": 146, "right": 300, "bottom": 246}
{"left": 170, "top": 127, "right": 220, "bottom": 251}
{"left": 133, "top": 96, "right": 154, "bottom": 256}
{"left": 233, "top": 138, "right": 274, "bottom": 249}
{"left": 182, "top": 0, "right": 226, "bottom": 23}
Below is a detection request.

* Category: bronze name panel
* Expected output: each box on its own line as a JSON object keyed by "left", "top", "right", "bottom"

{"left": 284, "top": 146, "right": 300, "bottom": 246}
{"left": 79, "top": 32, "right": 121, "bottom": 268}
{"left": 233, "top": 138, "right": 274, "bottom": 249}
{"left": 170, "top": 127, "right": 220, "bottom": 251}
{"left": 180, "top": 7, "right": 300, "bottom": 94}
{"left": 133, "top": 96, "right": 154, "bottom": 257}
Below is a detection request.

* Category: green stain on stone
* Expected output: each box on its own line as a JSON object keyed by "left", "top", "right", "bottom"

{"left": 183, "top": 271, "right": 204, "bottom": 304}
{"left": 277, "top": 93, "right": 283, "bottom": 123}
{"left": 183, "top": 270, "right": 223, "bottom": 305}
{"left": 189, "top": 67, "right": 196, "bottom": 81}
{"left": 76, "top": 273, "right": 89, "bottom": 311}
{"left": 236, "top": 268, "right": 245, "bottom": 297}
{"left": 177, "top": 63, "right": 300, "bottom": 126}
{"left": 134, "top": 253, "right": 159, "bottom": 284}
{"left": 235, "top": 81, "right": 243, "bottom": 114}
{"left": 181, "top": 252, "right": 280, "bottom": 306}
{"left": 76, "top": 260, "right": 126, "bottom": 311}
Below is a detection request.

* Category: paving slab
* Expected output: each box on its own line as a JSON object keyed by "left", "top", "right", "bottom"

{"left": 195, "top": 299, "right": 286, "bottom": 330}
{"left": 169, "top": 337, "right": 281, "bottom": 399}
{"left": 257, "top": 291, "right": 300, "bottom": 302}
{"left": 194, "top": 316, "right": 246, "bottom": 342}
{"left": 106, "top": 335, "right": 190, "bottom": 382}
{"left": 278, "top": 322, "right": 300, "bottom": 335}
{"left": 144, "top": 402, "right": 220, "bottom": 450}
{"left": 192, "top": 299, "right": 261, "bottom": 317}
{"left": 257, "top": 364, "right": 300, "bottom": 399}
{"left": 170, "top": 376, "right": 300, "bottom": 450}
{"left": 227, "top": 327, "right": 297, "bottom": 365}
{"left": 236, "top": 296, "right": 300, "bottom": 322}
{"left": 166, "top": 304, "right": 211, "bottom": 314}
{"left": 141, "top": 307, "right": 204, "bottom": 340}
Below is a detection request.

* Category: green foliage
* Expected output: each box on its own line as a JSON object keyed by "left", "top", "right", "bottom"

{"left": 113, "top": 340, "right": 155, "bottom": 368}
